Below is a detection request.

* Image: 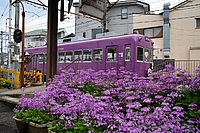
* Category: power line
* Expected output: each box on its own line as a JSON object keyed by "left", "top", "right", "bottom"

{"left": 0, "top": 3, "right": 8, "bottom": 20}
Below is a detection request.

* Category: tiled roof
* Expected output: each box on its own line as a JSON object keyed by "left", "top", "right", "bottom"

{"left": 25, "top": 29, "right": 47, "bottom": 36}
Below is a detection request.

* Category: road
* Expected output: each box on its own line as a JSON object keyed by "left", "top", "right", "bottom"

{"left": 0, "top": 88, "right": 18, "bottom": 133}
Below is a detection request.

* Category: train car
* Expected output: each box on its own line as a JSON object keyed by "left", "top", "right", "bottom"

{"left": 25, "top": 34, "right": 153, "bottom": 78}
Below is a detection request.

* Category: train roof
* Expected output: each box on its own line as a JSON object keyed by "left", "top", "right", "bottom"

{"left": 25, "top": 34, "right": 150, "bottom": 50}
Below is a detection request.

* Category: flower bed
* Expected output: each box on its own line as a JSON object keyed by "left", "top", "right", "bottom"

{"left": 14, "top": 65, "right": 200, "bottom": 132}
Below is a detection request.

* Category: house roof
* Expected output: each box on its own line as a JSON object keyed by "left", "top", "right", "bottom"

{"left": 25, "top": 29, "right": 47, "bottom": 36}
{"left": 111, "top": 0, "right": 150, "bottom": 11}
{"left": 170, "top": 0, "right": 192, "bottom": 12}
{"left": 158, "top": 0, "right": 192, "bottom": 14}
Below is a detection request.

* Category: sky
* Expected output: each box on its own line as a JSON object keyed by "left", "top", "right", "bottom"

{"left": 0, "top": 0, "right": 185, "bottom": 34}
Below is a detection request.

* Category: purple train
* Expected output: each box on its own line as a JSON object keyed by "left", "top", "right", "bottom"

{"left": 25, "top": 34, "right": 153, "bottom": 78}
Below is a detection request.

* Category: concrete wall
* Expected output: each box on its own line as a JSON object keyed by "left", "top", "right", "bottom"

{"left": 169, "top": 0, "right": 200, "bottom": 60}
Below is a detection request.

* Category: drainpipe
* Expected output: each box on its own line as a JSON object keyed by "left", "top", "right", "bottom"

{"left": 163, "top": 2, "right": 170, "bottom": 58}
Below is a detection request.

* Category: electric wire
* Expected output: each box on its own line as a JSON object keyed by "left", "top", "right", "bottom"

{"left": 0, "top": 3, "right": 8, "bottom": 20}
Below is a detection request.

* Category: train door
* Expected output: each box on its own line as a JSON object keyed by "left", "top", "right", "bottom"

{"left": 124, "top": 45, "right": 131, "bottom": 71}
{"left": 136, "top": 46, "right": 145, "bottom": 76}
{"left": 106, "top": 46, "right": 118, "bottom": 70}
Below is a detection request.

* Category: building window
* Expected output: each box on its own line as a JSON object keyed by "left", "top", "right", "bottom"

{"left": 83, "top": 32, "right": 86, "bottom": 38}
{"left": 121, "top": 7, "right": 128, "bottom": 19}
{"left": 196, "top": 18, "right": 200, "bottom": 28}
{"left": 92, "top": 29, "right": 102, "bottom": 39}
{"left": 133, "top": 29, "right": 144, "bottom": 35}
{"left": 133, "top": 26, "right": 163, "bottom": 38}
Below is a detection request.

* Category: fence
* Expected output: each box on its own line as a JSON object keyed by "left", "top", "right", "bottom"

{"left": 153, "top": 60, "right": 200, "bottom": 76}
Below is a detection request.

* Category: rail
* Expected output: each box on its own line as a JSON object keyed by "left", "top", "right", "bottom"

{"left": 153, "top": 60, "right": 200, "bottom": 76}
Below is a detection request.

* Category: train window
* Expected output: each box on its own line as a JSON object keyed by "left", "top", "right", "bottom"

{"left": 125, "top": 47, "right": 130, "bottom": 61}
{"left": 66, "top": 51, "right": 72, "bottom": 62}
{"left": 107, "top": 48, "right": 116, "bottom": 61}
{"left": 58, "top": 52, "right": 65, "bottom": 63}
{"left": 149, "top": 49, "right": 153, "bottom": 62}
{"left": 137, "top": 47, "right": 143, "bottom": 61}
{"left": 74, "top": 50, "right": 82, "bottom": 61}
{"left": 144, "top": 49, "right": 149, "bottom": 62}
{"left": 39, "top": 54, "right": 45, "bottom": 63}
{"left": 33, "top": 55, "right": 37, "bottom": 62}
{"left": 83, "top": 49, "right": 92, "bottom": 61}
{"left": 92, "top": 49, "right": 103, "bottom": 61}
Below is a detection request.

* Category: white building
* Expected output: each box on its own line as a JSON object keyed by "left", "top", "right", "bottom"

{"left": 25, "top": 28, "right": 68, "bottom": 48}
{"left": 73, "top": 0, "right": 150, "bottom": 39}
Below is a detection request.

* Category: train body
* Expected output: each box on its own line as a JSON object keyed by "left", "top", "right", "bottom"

{"left": 25, "top": 34, "right": 153, "bottom": 77}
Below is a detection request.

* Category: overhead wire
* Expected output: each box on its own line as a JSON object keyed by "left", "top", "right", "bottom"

{"left": 0, "top": 3, "right": 9, "bottom": 20}
{"left": 9, "top": 0, "right": 200, "bottom": 36}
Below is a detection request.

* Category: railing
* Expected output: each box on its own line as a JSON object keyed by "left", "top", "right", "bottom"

{"left": 153, "top": 60, "right": 200, "bottom": 76}
{"left": 61, "top": 57, "right": 80, "bottom": 71}
{"left": 0, "top": 68, "right": 20, "bottom": 89}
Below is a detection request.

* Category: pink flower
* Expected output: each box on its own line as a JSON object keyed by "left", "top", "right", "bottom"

{"left": 21, "top": 87, "right": 25, "bottom": 91}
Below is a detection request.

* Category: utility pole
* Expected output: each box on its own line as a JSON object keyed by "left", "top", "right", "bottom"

{"left": 14, "top": 1, "right": 20, "bottom": 72}
{"left": 46, "top": 0, "right": 58, "bottom": 83}
{"left": 8, "top": 0, "right": 12, "bottom": 69}
{"left": 15, "top": 2, "right": 19, "bottom": 29}
{"left": 0, "top": 31, "right": 3, "bottom": 65}
{"left": 103, "top": 0, "right": 107, "bottom": 33}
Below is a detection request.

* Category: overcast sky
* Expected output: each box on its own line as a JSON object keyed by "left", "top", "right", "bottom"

{"left": 0, "top": 0, "right": 184, "bottom": 34}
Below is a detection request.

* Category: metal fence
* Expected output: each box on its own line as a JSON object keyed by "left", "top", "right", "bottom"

{"left": 153, "top": 60, "right": 200, "bottom": 76}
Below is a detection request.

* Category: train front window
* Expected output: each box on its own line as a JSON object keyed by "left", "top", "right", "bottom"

{"left": 137, "top": 47, "right": 143, "bottom": 61}
{"left": 125, "top": 47, "right": 130, "bottom": 61}
{"left": 58, "top": 52, "right": 65, "bottom": 63}
{"left": 83, "top": 49, "right": 92, "bottom": 61}
{"left": 66, "top": 51, "right": 72, "bottom": 62}
{"left": 107, "top": 48, "right": 116, "bottom": 61}
{"left": 74, "top": 50, "right": 82, "bottom": 61}
{"left": 93, "top": 49, "right": 103, "bottom": 61}
{"left": 144, "top": 49, "right": 149, "bottom": 62}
